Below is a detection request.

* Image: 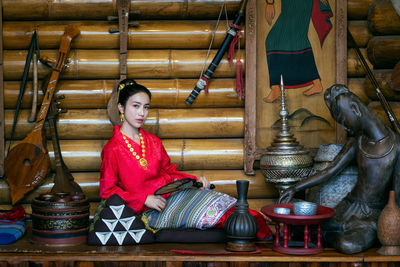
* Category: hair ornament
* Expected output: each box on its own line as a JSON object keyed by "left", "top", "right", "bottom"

{"left": 118, "top": 80, "right": 136, "bottom": 91}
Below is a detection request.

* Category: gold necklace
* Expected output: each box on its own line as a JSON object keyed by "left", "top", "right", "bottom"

{"left": 122, "top": 132, "right": 147, "bottom": 169}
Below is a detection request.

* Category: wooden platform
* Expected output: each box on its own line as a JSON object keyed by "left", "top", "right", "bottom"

{"left": 0, "top": 231, "right": 399, "bottom": 266}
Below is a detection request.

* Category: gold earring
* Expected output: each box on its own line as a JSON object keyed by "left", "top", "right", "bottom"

{"left": 120, "top": 112, "right": 125, "bottom": 122}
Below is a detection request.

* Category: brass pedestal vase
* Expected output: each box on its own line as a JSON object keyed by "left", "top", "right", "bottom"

{"left": 260, "top": 76, "right": 313, "bottom": 195}
{"left": 225, "top": 180, "right": 258, "bottom": 252}
{"left": 377, "top": 190, "right": 400, "bottom": 255}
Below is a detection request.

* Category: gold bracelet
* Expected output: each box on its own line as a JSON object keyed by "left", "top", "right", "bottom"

{"left": 266, "top": 0, "right": 274, "bottom": 5}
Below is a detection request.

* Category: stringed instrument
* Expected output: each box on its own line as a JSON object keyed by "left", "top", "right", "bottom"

{"left": 5, "top": 26, "right": 80, "bottom": 205}
{"left": 48, "top": 97, "right": 83, "bottom": 194}
{"left": 154, "top": 178, "right": 215, "bottom": 195}
{"left": 348, "top": 30, "right": 400, "bottom": 135}
{"left": 35, "top": 72, "right": 83, "bottom": 195}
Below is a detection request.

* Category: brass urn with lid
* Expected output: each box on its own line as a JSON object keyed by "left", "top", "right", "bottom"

{"left": 260, "top": 76, "right": 313, "bottom": 194}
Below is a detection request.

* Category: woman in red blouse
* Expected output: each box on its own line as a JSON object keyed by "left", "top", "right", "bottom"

{"left": 99, "top": 79, "right": 272, "bottom": 239}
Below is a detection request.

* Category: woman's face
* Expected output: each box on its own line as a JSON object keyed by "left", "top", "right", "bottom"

{"left": 118, "top": 92, "right": 150, "bottom": 130}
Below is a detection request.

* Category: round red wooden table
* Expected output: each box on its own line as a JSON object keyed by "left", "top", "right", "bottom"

{"left": 261, "top": 203, "right": 336, "bottom": 255}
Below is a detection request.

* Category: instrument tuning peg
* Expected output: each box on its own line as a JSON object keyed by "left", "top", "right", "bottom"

{"left": 39, "top": 55, "right": 55, "bottom": 69}
{"left": 62, "top": 59, "right": 71, "bottom": 70}
{"left": 108, "top": 27, "right": 119, "bottom": 34}
{"left": 107, "top": 15, "right": 118, "bottom": 21}
{"left": 57, "top": 108, "right": 68, "bottom": 114}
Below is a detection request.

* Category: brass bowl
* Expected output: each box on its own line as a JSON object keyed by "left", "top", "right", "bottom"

{"left": 293, "top": 201, "right": 317, "bottom": 216}
{"left": 274, "top": 207, "right": 291, "bottom": 215}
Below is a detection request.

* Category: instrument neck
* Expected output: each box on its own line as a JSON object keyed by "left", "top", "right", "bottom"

{"left": 32, "top": 71, "right": 61, "bottom": 133}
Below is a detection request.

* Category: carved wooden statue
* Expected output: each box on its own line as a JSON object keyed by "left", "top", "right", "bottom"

{"left": 279, "top": 84, "right": 400, "bottom": 254}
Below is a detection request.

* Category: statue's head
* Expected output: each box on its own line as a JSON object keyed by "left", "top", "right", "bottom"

{"left": 324, "top": 84, "right": 364, "bottom": 135}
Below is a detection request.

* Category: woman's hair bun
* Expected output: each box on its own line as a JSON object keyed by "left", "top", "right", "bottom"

{"left": 118, "top": 79, "right": 138, "bottom": 91}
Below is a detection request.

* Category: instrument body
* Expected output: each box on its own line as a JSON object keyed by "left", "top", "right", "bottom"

{"left": 5, "top": 26, "right": 80, "bottom": 204}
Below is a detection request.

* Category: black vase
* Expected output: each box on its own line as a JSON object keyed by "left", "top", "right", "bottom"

{"left": 225, "top": 180, "right": 258, "bottom": 251}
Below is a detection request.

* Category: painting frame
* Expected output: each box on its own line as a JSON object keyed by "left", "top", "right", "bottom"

{"left": 244, "top": 0, "right": 347, "bottom": 175}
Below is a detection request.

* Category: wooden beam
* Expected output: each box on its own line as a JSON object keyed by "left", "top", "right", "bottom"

{"left": 335, "top": 0, "right": 348, "bottom": 144}
{"left": 244, "top": 0, "right": 257, "bottom": 175}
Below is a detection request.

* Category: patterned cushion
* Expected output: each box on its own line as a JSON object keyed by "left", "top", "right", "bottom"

{"left": 0, "top": 221, "right": 26, "bottom": 245}
{"left": 0, "top": 206, "right": 26, "bottom": 245}
{"left": 143, "top": 189, "right": 236, "bottom": 230}
{"left": 88, "top": 194, "right": 154, "bottom": 245}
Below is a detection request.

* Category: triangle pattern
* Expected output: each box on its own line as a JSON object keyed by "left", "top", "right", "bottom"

{"left": 128, "top": 229, "right": 146, "bottom": 243}
{"left": 93, "top": 218, "right": 111, "bottom": 232}
{"left": 110, "top": 205, "right": 125, "bottom": 219}
{"left": 95, "top": 232, "right": 113, "bottom": 245}
{"left": 113, "top": 231, "right": 128, "bottom": 245}
{"left": 102, "top": 218, "right": 118, "bottom": 231}
{"left": 113, "top": 221, "right": 126, "bottom": 232}
{"left": 99, "top": 207, "right": 117, "bottom": 220}
{"left": 120, "top": 207, "right": 136, "bottom": 218}
{"left": 88, "top": 194, "right": 155, "bottom": 245}
{"left": 119, "top": 216, "right": 135, "bottom": 230}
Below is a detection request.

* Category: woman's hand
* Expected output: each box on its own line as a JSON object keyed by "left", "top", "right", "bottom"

{"left": 278, "top": 186, "right": 296, "bottom": 204}
{"left": 265, "top": 3, "right": 275, "bottom": 26}
{"left": 145, "top": 195, "right": 166, "bottom": 212}
{"left": 197, "top": 176, "right": 211, "bottom": 189}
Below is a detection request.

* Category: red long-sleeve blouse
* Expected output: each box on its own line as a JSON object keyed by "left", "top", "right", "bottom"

{"left": 100, "top": 126, "right": 272, "bottom": 239}
{"left": 100, "top": 126, "right": 196, "bottom": 214}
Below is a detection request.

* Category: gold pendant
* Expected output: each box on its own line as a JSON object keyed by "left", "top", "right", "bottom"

{"left": 139, "top": 158, "right": 148, "bottom": 169}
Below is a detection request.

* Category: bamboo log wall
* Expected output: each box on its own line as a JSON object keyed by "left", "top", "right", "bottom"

{"left": 368, "top": 0, "right": 400, "bottom": 34}
{"left": 3, "top": 21, "right": 245, "bottom": 49}
{"left": 348, "top": 0, "right": 400, "bottom": 140}
{"left": 1, "top": 0, "right": 279, "bottom": 214}
{"left": 4, "top": 79, "right": 243, "bottom": 108}
{"left": 5, "top": 139, "right": 244, "bottom": 171}
{"left": 347, "top": 0, "right": 400, "bottom": 129}
{"left": 4, "top": 49, "right": 244, "bottom": 80}
{"left": 1, "top": 0, "right": 242, "bottom": 20}
{"left": 3, "top": 0, "right": 396, "bottom": 217}
{"left": 4, "top": 108, "right": 245, "bottom": 139}
{"left": 348, "top": 0, "right": 375, "bottom": 19}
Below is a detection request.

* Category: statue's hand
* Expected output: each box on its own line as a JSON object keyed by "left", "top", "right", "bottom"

{"left": 278, "top": 186, "right": 296, "bottom": 204}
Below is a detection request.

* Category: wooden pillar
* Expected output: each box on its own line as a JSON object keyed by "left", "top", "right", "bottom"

{"left": 336, "top": 0, "right": 347, "bottom": 144}
{"left": 244, "top": 0, "right": 257, "bottom": 175}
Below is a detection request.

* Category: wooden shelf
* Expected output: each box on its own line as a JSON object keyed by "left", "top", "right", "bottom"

{"left": 0, "top": 232, "right": 399, "bottom": 265}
